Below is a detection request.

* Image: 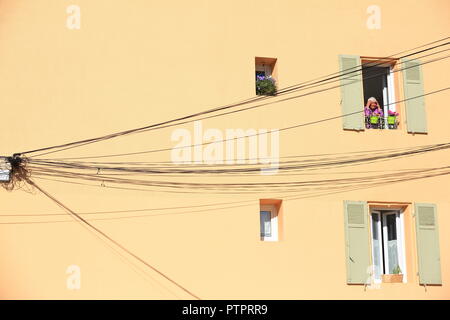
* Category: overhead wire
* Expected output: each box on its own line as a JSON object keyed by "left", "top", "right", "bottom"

{"left": 26, "top": 141, "right": 450, "bottom": 177}
{"left": 26, "top": 160, "right": 450, "bottom": 193}
{"left": 34, "top": 53, "right": 450, "bottom": 161}
{"left": 24, "top": 178, "right": 201, "bottom": 300}
{"left": 2, "top": 165, "right": 449, "bottom": 224}
{"left": 17, "top": 37, "right": 450, "bottom": 159}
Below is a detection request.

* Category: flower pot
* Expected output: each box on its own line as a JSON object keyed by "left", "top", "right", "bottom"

{"left": 388, "top": 115, "right": 397, "bottom": 125}
{"left": 370, "top": 116, "right": 380, "bottom": 124}
{"left": 382, "top": 274, "right": 403, "bottom": 283}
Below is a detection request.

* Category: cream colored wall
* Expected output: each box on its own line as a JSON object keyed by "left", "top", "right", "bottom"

{"left": 0, "top": 0, "right": 449, "bottom": 299}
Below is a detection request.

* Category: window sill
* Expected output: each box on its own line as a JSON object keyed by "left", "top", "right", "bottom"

{"left": 382, "top": 274, "right": 404, "bottom": 283}
{"left": 260, "top": 238, "right": 278, "bottom": 242}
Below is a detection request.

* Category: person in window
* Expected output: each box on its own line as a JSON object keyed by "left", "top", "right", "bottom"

{"left": 364, "top": 97, "right": 384, "bottom": 128}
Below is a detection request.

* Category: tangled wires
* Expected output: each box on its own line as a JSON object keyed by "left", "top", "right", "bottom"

{"left": 1, "top": 154, "right": 33, "bottom": 192}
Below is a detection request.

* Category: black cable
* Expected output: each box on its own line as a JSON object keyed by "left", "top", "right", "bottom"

{"left": 27, "top": 86, "right": 450, "bottom": 163}
{"left": 26, "top": 142, "right": 450, "bottom": 177}
{"left": 27, "top": 158, "right": 450, "bottom": 192}
{"left": 35, "top": 56, "right": 450, "bottom": 161}
{"left": 25, "top": 178, "right": 201, "bottom": 300}
{"left": 17, "top": 37, "right": 449, "bottom": 158}
{"left": 29, "top": 46, "right": 450, "bottom": 159}
{"left": 4, "top": 166, "right": 448, "bottom": 224}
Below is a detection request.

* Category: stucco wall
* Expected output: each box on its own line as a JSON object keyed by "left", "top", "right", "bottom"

{"left": 0, "top": 0, "right": 449, "bottom": 299}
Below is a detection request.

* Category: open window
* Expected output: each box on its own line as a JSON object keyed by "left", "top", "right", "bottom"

{"left": 362, "top": 59, "right": 398, "bottom": 130}
{"left": 370, "top": 208, "right": 407, "bottom": 283}
{"left": 255, "top": 57, "right": 277, "bottom": 96}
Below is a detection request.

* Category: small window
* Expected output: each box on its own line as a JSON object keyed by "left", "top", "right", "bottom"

{"left": 255, "top": 57, "right": 277, "bottom": 96}
{"left": 0, "top": 158, "right": 11, "bottom": 182}
{"left": 260, "top": 204, "right": 278, "bottom": 241}
{"left": 0, "top": 169, "right": 10, "bottom": 182}
{"left": 370, "top": 209, "right": 407, "bottom": 283}
{"left": 362, "top": 60, "right": 399, "bottom": 130}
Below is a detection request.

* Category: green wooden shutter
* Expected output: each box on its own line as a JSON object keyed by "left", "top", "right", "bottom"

{"left": 415, "top": 203, "right": 442, "bottom": 284}
{"left": 344, "top": 200, "right": 370, "bottom": 284}
{"left": 338, "top": 55, "right": 364, "bottom": 131}
{"left": 402, "top": 59, "right": 427, "bottom": 133}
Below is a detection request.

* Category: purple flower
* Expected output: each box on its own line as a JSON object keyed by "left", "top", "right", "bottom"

{"left": 388, "top": 110, "right": 399, "bottom": 116}
{"left": 256, "top": 75, "right": 276, "bottom": 83}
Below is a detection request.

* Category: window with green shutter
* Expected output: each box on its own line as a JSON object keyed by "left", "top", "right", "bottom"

{"left": 339, "top": 55, "right": 402, "bottom": 131}
{"left": 415, "top": 203, "right": 441, "bottom": 284}
{"left": 370, "top": 209, "right": 407, "bottom": 283}
{"left": 362, "top": 60, "right": 399, "bottom": 130}
{"left": 344, "top": 201, "right": 370, "bottom": 284}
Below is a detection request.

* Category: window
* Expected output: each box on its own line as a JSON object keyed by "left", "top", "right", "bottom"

{"left": 362, "top": 60, "right": 398, "bottom": 130}
{"left": 370, "top": 209, "right": 407, "bottom": 283}
{"left": 260, "top": 204, "right": 278, "bottom": 241}
{"left": 0, "top": 158, "right": 11, "bottom": 182}
{"left": 0, "top": 169, "right": 10, "bottom": 182}
{"left": 255, "top": 57, "right": 277, "bottom": 96}
{"left": 344, "top": 201, "right": 441, "bottom": 286}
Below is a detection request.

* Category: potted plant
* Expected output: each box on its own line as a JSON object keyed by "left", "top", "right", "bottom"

{"left": 370, "top": 115, "right": 380, "bottom": 124}
{"left": 382, "top": 265, "right": 403, "bottom": 283}
{"left": 387, "top": 110, "right": 399, "bottom": 125}
{"left": 256, "top": 75, "right": 277, "bottom": 96}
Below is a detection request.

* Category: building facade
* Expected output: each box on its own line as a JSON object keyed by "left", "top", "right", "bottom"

{"left": 0, "top": 0, "right": 449, "bottom": 299}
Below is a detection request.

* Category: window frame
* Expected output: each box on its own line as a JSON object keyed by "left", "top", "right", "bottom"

{"left": 370, "top": 211, "right": 384, "bottom": 282}
{"left": 260, "top": 204, "right": 278, "bottom": 242}
{"left": 255, "top": 57, "right": 278, "bottom": 96}
{"left": 370, "top": 208, "right": 407, "bottom": 283}
{"left": 361, "top": 59, "right": 398, "bottom": 130}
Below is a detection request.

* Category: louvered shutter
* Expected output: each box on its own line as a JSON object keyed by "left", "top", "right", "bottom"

{"left": 338, "top": 55, "right": 364, "bottom": 130}
{"left": 402, "top": 59, "right": 427, "bottom": 133}
{"left": 415, "top": 203, "right": 441, "bottom": 284}
{"left": 344, "top": 201, "right": 370, "bottom": 284}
